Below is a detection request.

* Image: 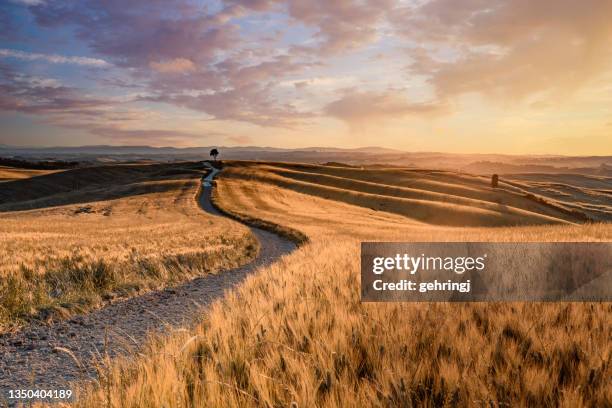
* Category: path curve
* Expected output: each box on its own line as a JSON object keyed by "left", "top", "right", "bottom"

{"left": 0, "top": 165, "right": 295, "bottom": 406}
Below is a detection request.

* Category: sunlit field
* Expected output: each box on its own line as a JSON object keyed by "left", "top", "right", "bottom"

{"left": 3, "top": 0, "right": 612, "bottom": 405}
{"left": 504, "top": 173, "right": 612, "bottom": 222}
{"left": 0, "top": 165, "right": 59, "bottom": 182}
{"left": 0, "top": 163, "right": 256, "bottom": 332}
{"left": 75, "top": 162, "right": 611, "bottom": 407}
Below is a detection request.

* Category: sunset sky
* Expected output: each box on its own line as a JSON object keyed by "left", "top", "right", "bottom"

{"left": 0, "top": 0, "right": 611, "bottom": 154}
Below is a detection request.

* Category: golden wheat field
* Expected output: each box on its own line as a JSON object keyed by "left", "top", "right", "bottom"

{"left": 0, "top": 166, "right": 58, "bottom": 182}
{"left": 0, "top": 163, "right": 255, "bottom": 332}
{"left": 504, "top": 173, "right": 612, "bottom": 222}
{"left": 74, "top": 161, "right": 611, "bottom": 408}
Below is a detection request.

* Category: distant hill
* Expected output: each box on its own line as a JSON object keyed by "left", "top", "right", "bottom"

{"left": 462, "top": 161, "right": 612, "bottom": 176}
{"left": 0, "top": 157, "right": 80, "bottom": 170}
{"left": 1, "top": 144, "right": 610, "bottom": 175}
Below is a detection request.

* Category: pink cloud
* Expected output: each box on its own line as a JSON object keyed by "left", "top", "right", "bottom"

{"left": 27, "top": 1, "right": 317, "bottom": 128}
{"left": 226, "top": 0, "right": 393, "bottom": 55}
{"left": 0, "top": 65, "right": 111, "bottom": 115}
{"left": 88, "top": 127, "right": 204, "bottom": 145}
{"left": 398, "top": 0, "right": 612, "bottom": 101}
{"left": 226, "top": 135, "right": 253, "bottom": 144}
{"left": 287, "top": 0, "right": 393, "bottom": 55}
{"left": 325, "top": 88, "right": 445, "bottom": 125}
{"left": 149, "top": 58, "right": 196, "bottom": 74}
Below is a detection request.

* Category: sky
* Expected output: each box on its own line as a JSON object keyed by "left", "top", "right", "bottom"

{"left": 0, "top": 0, "right": 611, "bottom": 154}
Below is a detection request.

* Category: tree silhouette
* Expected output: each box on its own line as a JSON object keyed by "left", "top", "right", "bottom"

{"left": 210, "top": 148, "right": 219, "bottom": 161}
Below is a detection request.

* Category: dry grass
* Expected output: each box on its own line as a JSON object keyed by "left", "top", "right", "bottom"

{"left": 0, "top": 165, "right": 59, "bottom": 182}
{"left": 220, "top": 162, "right": 581, "bottom": 226}
{"left": 0, "top": 164, "right": 257, "bottom": 332}
{"left": 75, "top": 162, "right": 611, "bottom": 408}
{"left": 504, "top": 173, "right": 612, "bottom": 222}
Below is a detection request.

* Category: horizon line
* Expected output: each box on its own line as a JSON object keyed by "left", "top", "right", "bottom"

{"left": 2, "top": 144, "right": 611, "bottom": 158}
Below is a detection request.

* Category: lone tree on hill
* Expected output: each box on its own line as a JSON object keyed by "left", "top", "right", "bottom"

{"left": 210, "top": 148, "right": 219, "bottom": 161}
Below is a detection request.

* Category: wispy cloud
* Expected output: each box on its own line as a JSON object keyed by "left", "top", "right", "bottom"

{"left": 227, "top": 0, "right": 393, "bottom": 55}
{"left": 397, "top": 0, "right": 612, "bottom": 102}
{"left": 150, "top": 58, "right": 196, "bottom": 73}
{"left": 88, "top": 127, "right": 205, "bottom": 145}
{"left": 325, "top": 88, "right": 446, "bottom": 126}
{"left": 0, "top": 67, "right": 110, "bottom": 115}
{"left": 0, "top": 64, "right": 213, "bottom": 146}
{"left": 0, "top": 48, "right": 110, "bottom": 67}
{"left": 26, "top": 0, "right": 307, "bottom": 127}
{"left": 226, "top": 135, "right": 253, "bottom": 144}
{"left": 10, "top": 0, "right": 45, "bottom": 5}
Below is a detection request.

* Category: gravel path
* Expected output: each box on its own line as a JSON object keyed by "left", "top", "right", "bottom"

{"left": 0, "top": 168, "right": 296, "bottom": 406}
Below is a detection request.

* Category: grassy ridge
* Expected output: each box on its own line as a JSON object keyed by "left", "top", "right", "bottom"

{"left": 503, "top": 173, "right": 612, "bottom": 222}
{"left": 0, "top": 164, "right": 257, "bottom": 332}
{"left": 0, "top": 163, "right": 205, "bottom": 211}
{"left": 210, "top": 180, "right": 308, "bottom": 246}
{"left": 0, "top": 165, "right": 58, "bottom": 182}
{"left": 221, "top": 163, "right": 575, "bottom": 226}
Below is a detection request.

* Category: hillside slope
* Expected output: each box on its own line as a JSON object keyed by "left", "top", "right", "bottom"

{"left": 75, "top": 163, "right": 611, "bottom": 408}
{"left": 0, "top": 162, "right": 256, "bottom": 331}
{"left": 0, "top": 166, "right": 59, "bottom": 182}
{"left": 220, "top": 162, "right": 584, "bottom": 227}
{"left": 0, "top": 163, "right": 204, "bottom": 211}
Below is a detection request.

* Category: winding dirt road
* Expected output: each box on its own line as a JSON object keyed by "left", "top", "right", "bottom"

{"left": 0, "top": 166, "right": 295, "bottom": 406}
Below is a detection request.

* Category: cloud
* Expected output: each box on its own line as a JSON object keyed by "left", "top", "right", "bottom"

{"left": 294, "top": 81, "right": 309, "bottom": 89}
{"left": 143, "top": 55, "right": 314, "bottom": 127}
{"left": 287, "top": 0, "right": 394, "bottom": 55}
{"left": 226, "top": 135, "right": 253, "bottom": 144}
{"left": 10, "top": 0, "right": 45, "bottom": 5}
{"left": 145, "top": 82, "right": 313, "bottom": 128}
{"left": 223, "top": 0, "right": 280, "bottom": 11}
{"left": 21, "top": 0, "right": 398, "bottom": 129}
{"left": 0, "top": 58, "right": 309, "bottom": 147}
{"left": 0, "top": 65, "right": 194, "bottom": 146}
{"left": 283, "top": 75, "right": 359, "bottom": 90}
{"left": 30, "top": 1, "right": 236, "bottom": 69}
{"left": 324, "top": 88, "right": 445, "bottom": 125}
{"left": 0, "top": 48, "right": 109, "bottom": 67}
{"left": 397, "top": 0, "right": 612, "bottom": 102}
{"left": 150, "top": 58, "right": 196, "bottom": 73}
{"left": 0, "top": 68, "right": 111, "bottom": 115}
{"left": 88, "top": 127, "right": 204, "bottom": 145}
{"left": 27, "top": 1, "right": 317, "bottom": 128}
{"left": 226, "top": 0, "right": 394, "bottom": 55}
